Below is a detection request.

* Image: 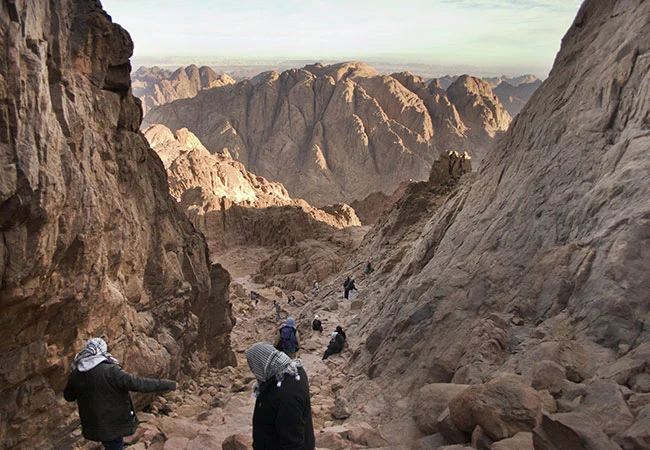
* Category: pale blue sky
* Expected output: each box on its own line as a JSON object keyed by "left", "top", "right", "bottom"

{"left": 101, "top": 0, "right": 584, "bottom": 77}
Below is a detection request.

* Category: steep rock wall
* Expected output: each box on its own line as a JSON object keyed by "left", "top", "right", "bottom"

{"left": 0, "top": 1, "right": 234, "bottom": 448}
{"left": 351, "top": 0, "right": 649, "bottom": 393}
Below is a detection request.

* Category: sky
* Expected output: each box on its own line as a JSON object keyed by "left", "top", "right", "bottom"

{"left": 101, "top": 0, "right": 584, "bottom": 78}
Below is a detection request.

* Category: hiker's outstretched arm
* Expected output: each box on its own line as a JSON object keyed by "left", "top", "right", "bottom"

{"left": 109, "top": 366, "right": 176, "bottom": 393}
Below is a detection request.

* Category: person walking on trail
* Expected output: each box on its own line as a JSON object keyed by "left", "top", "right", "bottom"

{"left": 64, "top": 338, "right": 177, "bottom": 450}
{"left": 245, "top": 342, "right": 315, "bottom": 450}
{"left": 313, "top": 280, "right": 319, "bottom": 297}
{"left": 274, "top": 317, "right": 301, "bottom": 358}
{"left": 312, "top": 315, "right": 323, "bottom": 332}
{"left": 273, "top": 300, "right": 281, "bottom": 321}
{"left": 322, "top": 331, "right": 346, "bottom": 360}
{"left": 344, "top": 277, "right": 357, "bottom": 300}
{"left": 365, "top": 260, "right": 374, "bottom": 275}
{"left": 250, "top": 291, "right": 259, "bottom": 308}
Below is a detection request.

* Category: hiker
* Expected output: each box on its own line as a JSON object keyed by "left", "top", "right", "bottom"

{"left": 250, "top": 291, "right": 259, "bottom": 308}
{"left": 245, "top": 342, "right": 315, "bottom": 450}
{"left": 313, "top": 280, "right": 319, "bottom": 297}
{"left": 274, "top": 317, "right": 301, "bottom": 358}
{"left": 311, "top": 315, "right": 323, "bottom": 332}
{"left": 322, "top": 331, "right": 346, "bottom": 360}
{"left": 344, "top": 277, "right": 357, "bottom": 300}
{"left": 343, "top": 276, "right": 351, "bottom": 299}
{"left": 365, "top": 260, "right": 373, "bottom": 275}
{"left": 273, "top": 300, "right": 281, "bottom": 321}
{"left": 63, "top": 338, "right": 176, "bottom": 450}
{"left": 288, "top": 294, "right": 295, "bottom": 304}
{"left": 335, "top": 325, "right": 347, "bottom": 342}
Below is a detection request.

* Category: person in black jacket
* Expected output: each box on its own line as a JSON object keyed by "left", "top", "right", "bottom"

{"left": 64, "top": 338, "right": 176, "bottom": 450}
{"left": 245, "top": 342, "right": 315, "bottom": 450}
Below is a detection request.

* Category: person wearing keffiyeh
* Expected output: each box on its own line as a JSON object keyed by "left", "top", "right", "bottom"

{"left": 245, "top": 342, "right": 315, "bottom": 450}
{"left": 64, "top": 338, "right": 177, "bottom": 450}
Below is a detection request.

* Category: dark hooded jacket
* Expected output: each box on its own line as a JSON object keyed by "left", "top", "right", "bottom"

{"left": 252, "top": 365, "right": 315, "bottom": 450}
{"left": 64, "top": 362, "right": 175, "bottom": 442}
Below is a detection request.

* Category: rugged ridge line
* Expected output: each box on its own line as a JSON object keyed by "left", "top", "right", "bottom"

{"left": 142, "top": 62, "right": 510, "bottom": 206}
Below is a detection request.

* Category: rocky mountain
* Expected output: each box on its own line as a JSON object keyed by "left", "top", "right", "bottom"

{"left": 132, "top": 65, "right": 235, "bottom": 115}
{"left": 0, "top": 2, "right": 234, "bottom": 448}
{"left": 438, "top": 74, "right": 542, "bottom": 117}
{"left": 494, "top": 79, "right": 544, "bottom": 116}
{"left": 143, "top": 62, "right": 510, "bottom": 206}
{"left": 335, "top": 0, "right": 649, "bottom": 446}
{"left": 145, "top": 124, "right": 361, "bottom": 291}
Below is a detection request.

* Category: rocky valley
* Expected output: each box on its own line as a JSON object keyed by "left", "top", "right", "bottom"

{"left": 1, "top": 1, "right": 649, "bottom": 450}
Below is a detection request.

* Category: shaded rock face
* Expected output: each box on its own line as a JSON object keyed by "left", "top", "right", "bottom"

{"left": 493, "top": 79, "right": 543, "bottom": 117}
{"left": 0, "top": 2, "right": 234, "bottom": 448}
{"left": 349, "top": 181, "right": 409, "bottom": 225}
{"left": 144, "top": 124, "right": 360, "bottom": 256}
{"left": 132, "top": 65, "right": 235, "bottom": 115}
{"left": 143, "top": 62, "right": 510, "bottom": 206}
{"left": 342, "top": 0, "right": 649, "bottom": 442}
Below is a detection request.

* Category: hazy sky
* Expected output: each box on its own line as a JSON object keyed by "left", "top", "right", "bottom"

{"left": 101, "top": 0, "right": 584, "bottom": 77}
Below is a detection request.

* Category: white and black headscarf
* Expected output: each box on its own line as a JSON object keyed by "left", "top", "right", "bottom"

{"left": 71, "top": 337, "right": 119, "bottom": 372}
{"left": 245, "top": 342, "right": 302, "bottom": 396}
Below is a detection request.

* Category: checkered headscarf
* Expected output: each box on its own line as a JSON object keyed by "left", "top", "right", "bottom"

{"left": 245, "top": 342, "right": 302, "bottom": 396}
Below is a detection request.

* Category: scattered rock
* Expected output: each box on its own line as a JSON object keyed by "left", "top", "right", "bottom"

{"left": 448, "top": 375, "right": 542, "bottom": 440}
{"left": 531, "top": 360, "right": 567, "bottom": 394}
{"left": 332, "top": 397, "right": 351, "bottom": 420}
{"left": 532, "top": 413, "right": 622, "bottom": 450}
{"left": 575, "top": 379, "right": 635, "bottom": 436}
{"left": 614, "top": 405, "right": 650, "bottom": 450}
{"left": 222, "top": 434, "right": 253, "bottom": 450}
{"left": 412, "top": 383, "right": 470, "bottom": 434}
{"left": 491, "top": 432, "right": 533, "bottom": 450}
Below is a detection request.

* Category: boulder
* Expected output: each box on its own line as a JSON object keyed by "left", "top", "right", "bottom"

{"left": 471, "top": 425, "right": 493, "bottom": 450}
{"left": 448, "top": 375, "right": 542, "bottom": 440}
{"left": 630, "top": 373, "right": 650, "bottom": 394}
{"left": 222, "top": 434, "right": 253, "bottom": 450}
{"left": 332, "top": 397, "right": 351, "bottom": 420}
{"left": 532, "top": 413, "right": 622, "bottom": 450}
{"left": 575, "top": 379, "right": 635, "bottom": 436}
{"left": 346, "top": 422, "right": 388, "bottom": 447}
{"left": 412, "top": 383, "right": 470, "bottom": 434}
{"left": 531, "top": 360, "right": 567, "bottom": 394}
{"left": 491, "top": 432, "right": 533, "bottom": 450}
{"left": 597, "top": 343, "right": 650, "bottom": 386}
{"left": 614, "top": 405, "right": 650, "bottom": 450}
{"left": 163, "top": 437, "right": 189, "bottom": 450}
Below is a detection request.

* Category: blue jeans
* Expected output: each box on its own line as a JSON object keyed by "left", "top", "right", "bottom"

{"left": 102, "top": 438, "right": 124, "bottom": 450}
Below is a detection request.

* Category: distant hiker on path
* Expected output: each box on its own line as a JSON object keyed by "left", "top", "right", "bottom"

{"left": 245, "top": 342, "right": 315, "bottom": 450}
{"left": 322, "top": 331, "right": 346, "bottom": 360}
{"left": 312, "top": 315, "right": 323, "bottom": 332}
{"left": 365, "top": 260, "right": 374, "bottom": 275}
{"left": 288, "top": 295, "right": 295, "bottom": 304}
{"left": 250, "top": 291, "right": 259, "bottom": 308}
{"left": 344, "top": 277, "right": 357, "bottom": 300}
{"left": 273, "top": 300, "right": 281, "bottom": 321}
{"left": 313, "top": 280, "right": 319, "bottom": 297}
{"left": 64, "top": 338, "right": 176, "bottom": 450}
{"left": 274, "top": 317, "right": 301, "bottom": 358}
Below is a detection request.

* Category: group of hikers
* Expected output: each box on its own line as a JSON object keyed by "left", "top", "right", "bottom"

{"left": 66, "top": 269, "right": 371, "bottom": 450}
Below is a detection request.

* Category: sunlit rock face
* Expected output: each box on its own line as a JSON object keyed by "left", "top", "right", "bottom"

{"left": 132, "top": 65, "right": 235, "bottom": 115}
{"left": 0, "top": 2, "right": 234, "bottom": 448}
{"left": 143, "top": 62, "right": 510, "bottom": 206}
{"left": 344, "top": 0, "right": 649, "bottom": 427}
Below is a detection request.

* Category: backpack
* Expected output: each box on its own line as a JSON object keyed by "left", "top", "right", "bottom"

{"left": 279, "top": 326, "right": 298, "bottom": 353}
{"left": 343, "top": 279, "right": 350, "bottom": 289}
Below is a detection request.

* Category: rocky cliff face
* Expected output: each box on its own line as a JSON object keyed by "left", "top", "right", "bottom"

{"left": 142, "top": 62, "right": 510, "bottom": 206}
{"left": 0, "top": 2, "right": 234, "bottom": 448}
{"left": 344, "top": 0, "right": 649, "bottom": 443}
{"left": 132, "top": 65, "right": 235, "bottom": 115}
